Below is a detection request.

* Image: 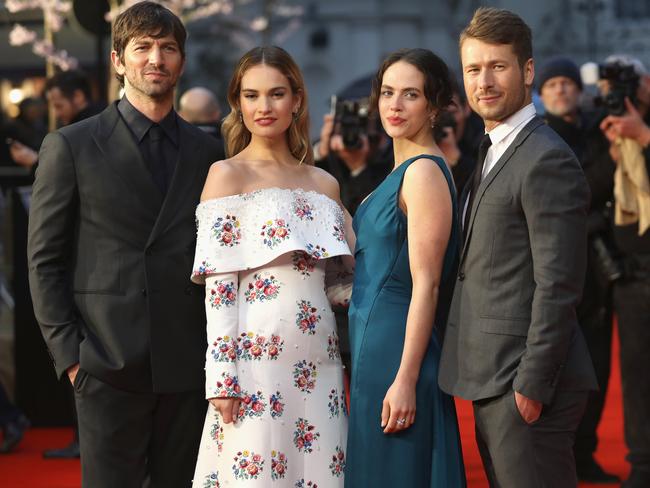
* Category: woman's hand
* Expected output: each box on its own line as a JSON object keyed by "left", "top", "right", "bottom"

{"left": 209, "top": 397, "right": 241, "bottom": 424}
{"left": 381, "top": 377, "right": 416, "bottom": 434}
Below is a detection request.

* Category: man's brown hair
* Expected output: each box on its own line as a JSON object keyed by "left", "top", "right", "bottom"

{"left": 460, "top": 7, "right": 532, "bottom": 68}
{"left": 112, "top": 1, "right": 186, "bottom": 86}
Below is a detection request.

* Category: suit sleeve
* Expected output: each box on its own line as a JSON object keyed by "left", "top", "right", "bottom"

{"left": 204, "top": 273, "right": 241, "bottom": 400}
{"left": 513, "top": 148, "right": 590, "bottom": 404}
{"left": 27, "top": 132, "right": 82, "bottom": 379}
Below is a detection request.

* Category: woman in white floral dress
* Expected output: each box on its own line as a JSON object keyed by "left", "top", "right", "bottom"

{"left": 190, "top": 47, "right": 353, "bottom": 488}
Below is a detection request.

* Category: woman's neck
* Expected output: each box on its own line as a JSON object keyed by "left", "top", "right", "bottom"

{"left": 392, "top": 130, "right": 439, "bottom": 169}
{"left": 242, "top": 134, "right": 298, "bottom": 165}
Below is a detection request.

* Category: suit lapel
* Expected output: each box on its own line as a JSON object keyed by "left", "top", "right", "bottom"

{"left": 92, "top": 102, "right": 163, "bottom": 217}
{"left": 146, "top": 118, "right": 204, "bottom": 247}
{"left": 460, "top": 116, "right": 544, "bottom": 264}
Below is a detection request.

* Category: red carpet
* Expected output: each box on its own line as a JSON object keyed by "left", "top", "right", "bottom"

{"left": 0, "top": 329, "right": 628, "bottom": 487}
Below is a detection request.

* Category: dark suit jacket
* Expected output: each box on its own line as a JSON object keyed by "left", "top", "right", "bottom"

{"left": 27, "top": 101, "right": 223, "bottom": 393}
{"left": 439, "top": 116, "right": 598, "bottom": 405}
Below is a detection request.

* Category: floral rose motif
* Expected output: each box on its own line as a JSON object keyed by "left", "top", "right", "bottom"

{"left": 293, "top": 360, "right": 317, "bottom": 393}
{"left": 238, "top": 390, "right": 266, "bottom": 420}
{"left": 270, "top": 391, "right": 285, "bottom": 419}
{"left": 329, "top": 446, "right": 346, "bottom": 477}
{"left": 294, "top": 480, "right": 318, "bottom": 488}
{"left": 261, "top": 218, "right": 291, "bottom": 248}
{"left": 306, "top": 243, "right": 330, "bottom": 260}
{"left": 292, "top": 251, "right": 317, "bottom": 277}
{"left": 296, "top": 300, "right": 321, "bottom": 335}
{"left": 266, "top": 334, "right": 284, "bottom": 360}
{"left": 208, "top": 281, "right": 236, "bottom": 309}
{"left": 214, "top": 372, "right": 241, "bottom": 398}
{"left": 193, "top": 260, "right": 217, "bottom": 278}
{"left": 212, "top": 215, "right": 241, "bottom": 247}
{"left": 232, "top": 450, "right": 264, "bottom": 480}
{"left": 327, "top": 332, "right": 341, "bottom": 360}
{"left": 293, "top": 418, "right": 320, "bottom": 453}
{"left": 328, "top": 388, "right": 341, "bottom": 418}
{"left": 244, "top": 273, "right": 281, "bottom": 303}
{"left": 271, "top": 450, "right": 288, "bottom": 480}
{"left": 209, "top": 418, "right": 224, "bottom": 453}
{"left": 202, "top": 472, "right": 220, "bottom": 488}
{"left": 210, "top": 336, "right": 237, "bottom": 363}
{"left": 293, "top": 196, "right": 314, "bottom": 221}
{"left": 332, "top": 224, "right": 345, "bottom": 243}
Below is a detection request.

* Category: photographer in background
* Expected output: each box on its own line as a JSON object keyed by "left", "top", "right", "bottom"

{"left": 539, "top": 56, "right": 619, "bottom": 484}
{"left": 436, "top": 76, "right": 484, "bottom": 193}
{"left": 598, "top": 54, "right": 650, "bottom": 488}
{"left": 315, "top": 97, "right": 391, "bottom": 216}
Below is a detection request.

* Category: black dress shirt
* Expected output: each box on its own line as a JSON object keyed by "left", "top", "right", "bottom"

{"left": 117, "top": 96, "right": 179, "bottom": 195}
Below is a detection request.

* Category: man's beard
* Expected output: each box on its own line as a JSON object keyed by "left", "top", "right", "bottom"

{"left": 127, "top": 69, "right": 176, "bottom": 99}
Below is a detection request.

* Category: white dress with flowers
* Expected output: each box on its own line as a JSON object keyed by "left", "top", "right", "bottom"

{"left": 191, "top": 188, "right": 351, "bottom": 488}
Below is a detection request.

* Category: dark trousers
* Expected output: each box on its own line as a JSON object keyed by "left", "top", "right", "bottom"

{"left": 74, "top": 369, "right": 206, "bottom": 488}
{"left": 574, "top": 271, "right": 613, "bottom": 460}
{"left": 473, "top": 389, "right": 588, "bottom": 488}
{"left": 0, "top": 382, "right": 21, "bottom": 425}
{"left": 614, "top": 269, "right": 650, "bottom": 472}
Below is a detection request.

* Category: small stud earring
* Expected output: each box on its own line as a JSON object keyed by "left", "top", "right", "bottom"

{"left": 239, "top": 111, "right": 243, "bottom": 123}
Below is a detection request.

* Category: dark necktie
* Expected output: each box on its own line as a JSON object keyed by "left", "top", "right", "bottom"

{"left": 148, "top": 124, "right": 168, "bottom": 195}
{"left": 463, "top": 133, "right": 492, "bottom": 241}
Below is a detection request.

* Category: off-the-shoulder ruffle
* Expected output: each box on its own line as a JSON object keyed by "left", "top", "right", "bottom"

{"left": 191, "top": 187, "right": 351, "bottom": 283}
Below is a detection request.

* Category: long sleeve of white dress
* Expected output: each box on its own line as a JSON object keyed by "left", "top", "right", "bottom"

{"left": 204, "top": 272, "right": 241, "bottom": 399}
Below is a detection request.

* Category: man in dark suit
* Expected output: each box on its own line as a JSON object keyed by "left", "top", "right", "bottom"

{"left": 438, "top": 8, "right": 598, "bottom": 487}
{"left": 27, "top": 3, "right": 222, "bottom": 486}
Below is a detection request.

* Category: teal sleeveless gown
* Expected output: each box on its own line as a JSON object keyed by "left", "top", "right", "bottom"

{"left": 346, "top": 155, "right": 466, "bottom": 487}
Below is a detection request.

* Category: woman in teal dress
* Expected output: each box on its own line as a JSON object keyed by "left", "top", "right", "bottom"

{"left": 346, "top": 49, "right": 466, "bottom": 487}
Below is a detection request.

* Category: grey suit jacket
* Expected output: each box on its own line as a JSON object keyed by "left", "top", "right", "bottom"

{"left": 27, "top": 102, "right": 224, "bottom": 392}
{"left": 438, "top": 116, "right": 598, "bottom": 405}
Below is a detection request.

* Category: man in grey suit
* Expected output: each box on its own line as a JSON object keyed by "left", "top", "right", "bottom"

{"left": 439, "top": 7, "right": 598, "bottom": 487}
{"left": 27, "top": 3, "right": 223, "bottom": 486}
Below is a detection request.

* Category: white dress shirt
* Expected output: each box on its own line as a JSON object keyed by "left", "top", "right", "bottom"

{"left": 463, "top": 103, "right": 537, "bottom": 226}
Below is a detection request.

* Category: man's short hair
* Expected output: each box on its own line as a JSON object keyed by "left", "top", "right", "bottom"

{"left": 112, "top": 1, "right": 186, "bottom": 86}
{"left": 45, "top": 70, "right": 92, "bottom": 101}
{"left": 460, "top": 7, "right": 532, "bottom": 69}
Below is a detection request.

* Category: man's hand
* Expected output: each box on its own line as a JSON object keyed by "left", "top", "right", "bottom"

{"left": 330, "top": 134, "right": 370, "bottom": 173}
{"left": 67, "top": 363, "right": 80, "bottom": 386}
{"left": 599, "top": 98, "right": 650, "bottom": 147}
{"left": 9, "top": 140, "right": 38, "bottom": 168}
{"left": 514, "top": 391, "right": 542, "bottom": 424}
{"left": 208, "top": 397, "right": 241, "bottom": 424}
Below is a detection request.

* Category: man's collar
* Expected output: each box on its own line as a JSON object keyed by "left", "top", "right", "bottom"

{"left": 486, "top": 103, "right": 537, "bottom": 144}
{"left": 117, "top": 96, "right": 178, "bottom": 145}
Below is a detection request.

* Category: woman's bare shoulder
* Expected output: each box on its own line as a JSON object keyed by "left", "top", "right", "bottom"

{"left": 201, "top": 158, "right": 246, "bottom": 201}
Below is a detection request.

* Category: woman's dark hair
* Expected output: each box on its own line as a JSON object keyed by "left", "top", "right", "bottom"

{"left": 370, "top": 48, "right": 454, "bottom": 125}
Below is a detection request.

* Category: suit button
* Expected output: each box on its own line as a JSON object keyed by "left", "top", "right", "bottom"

{"left": 141, "top": 288, "right": 147, "bottom": 297}
{"left": 458, "top": 272, "right": 465, "bottom": 281}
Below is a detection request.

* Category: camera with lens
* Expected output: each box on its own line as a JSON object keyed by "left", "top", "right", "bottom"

{"left": 587, "top": 205, "right": 624, "bottom": 283}
{"left": 595, "top": 62, "right": 639, "bottom": 116}
{"left": 332, "top": 96, "right": 371, "bottom": 150}
{"left": 433, "top": 110, "right": 457, "bottom": 144}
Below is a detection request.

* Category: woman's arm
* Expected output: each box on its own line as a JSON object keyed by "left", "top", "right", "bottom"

{"left": 381, "top": 158, "right": 452, "bottom": 433}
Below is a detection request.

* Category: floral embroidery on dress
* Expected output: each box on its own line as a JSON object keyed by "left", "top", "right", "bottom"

{"left": 270, "top": 450, "right": 288, "bottom": 480}
{"left": 210, "top": 336, "right": 237, "bottom": 362}
{"left": 208, "top": 281, "right": 237, "bottom": 309}
{"left": 245, "top": 273, "right": 281, "bottom": 303}
{"left": 209, "top": 416, "right": 224, "bottom": 453}
{"left": 306, "top": 243, "right": 329, "bottom": 260}
{"left": 292, "top": 251, "right": 317, "bottom": 277}
{"left": 327, "top": 332, "right": 340, "bottom": 360}
{"left": 293, "top": 418, "right": 320, "bottom": 453}
{"left": 261, "top": 218, "right": 291, "bottom": 248}
{"left": 269, "top": 391, "right": 285, "bottom": 419}
{"left": 238, "top": 389, "right": 266, "bottom": 419}
{"left": 296, "top": 300, "right": 321, "bottom": 335}
{"left": 232, "top": 450, "right": 264, "bottom": 480}
{"left": 328, "top": 388, "right": 341, "bottom": 418}
{"left": 212, "top": 215, "right": 241, "bottom": 247}
{"left": 328, "top": 446, "right": 346, "bottom": 477}
{"left": 194, "top": 260, "right": 217, "bottom": 278}
{"left": 266, "top": 334, "right": 284, "bottom": 360}
{"left": 293, "top": 360, "right": 317, "bottom": 393}
{"left": 214, "top": 372, "right": 241, "bottom": 398}
{"left": 295, "top": 480, "right": 318, "bottom": 488}
{"left": 293, "top": 196, "right": 314, "bottom": 221}
{"left": 202, "top": 472, "right": 220, "bottom": 488}
{"left": 332, "top": 225, "right": 345, "bottom": 243}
